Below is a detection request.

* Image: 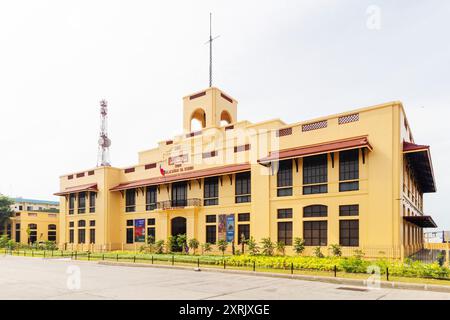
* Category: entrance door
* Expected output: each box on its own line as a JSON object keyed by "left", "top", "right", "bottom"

{"left": 171, "top": 217, "right": 187, "bottom": 252}
{"left": 171, "top": 182, "right": 187, "bottom": 207}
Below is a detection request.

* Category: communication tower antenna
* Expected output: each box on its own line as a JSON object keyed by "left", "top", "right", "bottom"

{"left": 97, "top": 99, "right": 111, "bottom": 167}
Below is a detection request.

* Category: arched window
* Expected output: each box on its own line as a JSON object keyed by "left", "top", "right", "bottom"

{"left": 190, "top": 108, "right": 206, "bottom": 131}
{"left": 78, "top": 220, "right": 86, "bottom": 228}
{"left": 220, "top": 110, "right": 232, "bottom": 126}
{"left": 303, "top": 205, "right": 328, "bottom": 218}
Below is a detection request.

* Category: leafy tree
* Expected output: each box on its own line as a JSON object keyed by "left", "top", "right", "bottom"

{"left": 146, "top": 235, "right": 155, "bottom": 244}
{"left": 329, "top": 244, "right": 342, "bottom": 257}
{"left": 155, "top": 240, "right": 165, "bottom": 254}
{"left": 188, "top": 238, "right": 199, "bottom": 255}
{"left": 313, "top": 246, "right": 324, "bottom": 258}
{"left": 261, "top": 237, "right": 275, "bottom": 256}
{"left": 240, "top": 233, "right": 247, "bottom": 254}
{"left": 293, "top": 237, "right": 305, "bottom": 255}
{"left": 247, "top": 237, "right": 259, "bottom": 255}
{"left": 0, "top": 195, "right": 14, "bottom": 228}
{"left": 217, "top": 240, "right": 228, "bottom": 256}
{"left": 176, "top": 234, "right": 188, "bottom": 254}
{"left": 201, "top": 242, "right": 212, "bottom": 254}
{"left": 0, "top": 235, "right": 9, "bottom": 248}
{"left": 276, "top": 241, "right": 286, "bottom": 256}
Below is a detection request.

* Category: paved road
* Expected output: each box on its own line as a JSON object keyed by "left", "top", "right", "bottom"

{"left": 0, "top": 255, "right": 449, "bottom": 300}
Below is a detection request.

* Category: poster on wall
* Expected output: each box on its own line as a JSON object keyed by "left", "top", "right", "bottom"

{"left": 218, "top": 214, "right": 227, "bottom": 241}
{"left": 226, "top": 214, "right": 235, "bottom": 243}
{"left": 134, "top": 219, "right": 145, "bottom": 242}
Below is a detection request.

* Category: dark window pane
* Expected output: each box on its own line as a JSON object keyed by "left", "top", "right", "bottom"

{"left": 78, "top": 192, "right": 86, "bottom": 214}
{"left": 340, "top": 219, "right": 359, "bottom": 247}
{"left": 204, "top": 177, "right": 219, "bottom": 206}
{"left": 147, "top": 227, "right": 155, "bottom": 242}
{"left": 147, "top": 218, "right": 155, "bottom": 226}
{"left": 238, "top": 213, "right": 250, "bottom": 222}
{"left": 238, "top": 224, "right": 250, "bottom": 244}
{"left": 89, "top": 220, "right": 96, "bottom": 227}
{"left": 89, "top": 229, "right": 95, "bottom": 244}
{"left": 89, "top": 192, "right": 96, "bottom": 212}
{"left": 339, "top": 149, "right": 359, "bottom": 181}
{"left": 339, "top": 181, "right": 359, "bottom": 192}
{"left": 303, "top": 205, "right": 328, "bottom": 218}
{"left": 206, "top": 215, "right": 217, "bottom": 223}
{"left": 339, "top": 205, "right": 359, "bottom": 216}
{"left": 303, "top": 221, "right": 327, "bottom": 246}
{"left": 146, "top": 187, "right": 157, "bottom": 211}
{"left": 277, "top": 222, "right": 292, "bottom": 245}
{"left": 303, "top": 184, "right": 328, "bottom": 195}
{"left": 126, "top": 189, "right": 136, "bottom": 212}
{"left": 206, "top": 225, "right": 216, "bottom": 244}
{"left": 77, "top": 220, "right": 85, "bottom": 227}
{"left": 69, "top": 229, "right": 74, "bottom": 243}
{"left": 126, "top": 228, "right": 134, "bottom": 244}
{"left": 277, "top": 160, "right": 293, "bottom": 188}
{"left": 172, "top": 182, "right": 187, "bottom": 207}
{"left": 277, "top": 209, "right": 293, "bottom": 219}
{"left": 78, "top": 229, "right": 85, "bottom": 244}
{"left": 277, "top": 187, "right": 293, "bottom": 197}
{"left": 235, "top": 172, "right": 251, "bottom": 203}
{"left": 303, "top": 154, "right": 328, "bottom": 185}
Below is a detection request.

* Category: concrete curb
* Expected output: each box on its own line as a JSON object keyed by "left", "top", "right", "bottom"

{"left": 97, "top": 261, "right": 450, "bottom": 294}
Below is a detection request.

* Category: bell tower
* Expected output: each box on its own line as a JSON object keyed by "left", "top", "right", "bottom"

{"left": 183, "top": 87, "right": 237, "bottom": 132}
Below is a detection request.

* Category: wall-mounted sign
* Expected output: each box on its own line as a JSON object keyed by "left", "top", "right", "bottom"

{"left": 218, "top": 214, "right": 227, "bottom": 241}
{"left": 226, "top": 214, "right": 235, "bottom": 243}
{"left": 134, "top": 219, "right": 145, "bottom": 242}
{"left": 168, "top": 154, "right": 189, "bottom": 166}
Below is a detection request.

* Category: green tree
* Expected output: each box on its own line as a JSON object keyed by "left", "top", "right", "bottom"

{"left": 0, "top": 195, "right": 14, "bottom": 230}
{"left": 276, "top": 241, "right": 286, "bottom": 256}
{"left": 247, "top": 237, "right": 259, "bottom": 255}
{"left": 329, "top": 244, "right": 342, "bottom": 257}
{"left": 293, "top": 237, "right": 305, "bottom": 255}
{"left": 313, "top": 246, "right": 324, "bottom": 258}
{"left": 201, "top": 242, "right": 212, "bottom": 255}
{"left": 217, "top": 240, "right": 228, "bottom": 256}
{"left": 261, "top": 237, "right": 275, "bottom": 256}
{"left": 176, "top": 234, "right": 187, "bottom": 254}
{"left": 188, "top": 238, "right": 199, "bottom": 255}
{"left": 155, "top": 240, "right": 165, "bottom": 254}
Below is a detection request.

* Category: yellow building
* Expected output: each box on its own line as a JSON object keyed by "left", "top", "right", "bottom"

{"left": 55, "top": 87, "right": 437, "bottom": 258}
{"left": 0, "top": 198, "right": 59, "bottom": 244}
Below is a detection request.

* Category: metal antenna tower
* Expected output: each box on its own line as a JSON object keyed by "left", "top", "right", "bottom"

{"left": 205, "top": 13, "right": 220, "bottom": 87}
{"left": 97, "top": 100, "right": 111, "bottom": 167}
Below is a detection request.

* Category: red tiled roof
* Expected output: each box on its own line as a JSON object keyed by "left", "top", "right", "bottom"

{"left": 403, "top": 141, "right": 436, "bottom": 193}
{"left": 54, "top": 183, "right": 98, "bottom": 196}
{"left": 403, "top": 141, "right": 430, "bottom": 153}
{"left": 258, "top": 136, "right": 372, "bottom": 164}
{"left": 110, "top": 163, "right": 251, "bottom": 192}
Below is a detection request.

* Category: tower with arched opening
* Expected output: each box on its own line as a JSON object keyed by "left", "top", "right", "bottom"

{"left": 183, "top": 87, "right": 237, "bottom": 132}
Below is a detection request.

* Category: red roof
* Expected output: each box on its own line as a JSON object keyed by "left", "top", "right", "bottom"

{"left": 54, "top": 183, "right": 98, "bottom": 196}
{"left": 403, "top": 141, "right": 430, "bottom": 153}
{"left": 258, "top": 136, "right": 372, "bottom": 164}
{"left": 110, "top": 163, "right": 251, "bottom": 191}
{"left": 403, "top": 141, "right": 436, "bottom": 193}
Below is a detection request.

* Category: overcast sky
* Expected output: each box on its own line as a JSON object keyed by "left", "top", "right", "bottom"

{"left": 0, "top": 1, "right": 449, "bottom": 229}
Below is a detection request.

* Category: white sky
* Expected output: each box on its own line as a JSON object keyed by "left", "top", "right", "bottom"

{"left": 0, "top": 1, "right": 449, "bottom": 229}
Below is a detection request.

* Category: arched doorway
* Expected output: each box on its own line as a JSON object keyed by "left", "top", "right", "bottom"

{"left": 171, "top": 217, "right": 187, "bottom": 252}
{"left": 171, "top": 217, "right": 187, "bottom": 236}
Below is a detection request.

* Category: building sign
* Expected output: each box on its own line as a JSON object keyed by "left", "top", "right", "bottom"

{"left": 168, "top": 154, "right": 189, "bottom": 166}
{"left": 226, "top": 214, "right": 235, "bottom": 243}
{"left": 134, "top": 219, "right": 145, "bottom": 242}
{"left": 218, "top": 214, "right": 227, "bottom": 241}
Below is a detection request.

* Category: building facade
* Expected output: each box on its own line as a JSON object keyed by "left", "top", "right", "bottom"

{"left": 0, "top": 198, "right": 59, "bottom": 244}
{"left": 55, "top": 87, "right": 437, "bottom": 258}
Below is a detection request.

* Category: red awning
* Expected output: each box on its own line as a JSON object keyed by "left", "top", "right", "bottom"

{"left": 54, "top": 183, "right": 98, "bottom": 196}
{"left": 258, "top": 136, "right": 372, "bottom": 164}
{"left": 404, "top": 215, "right": 437, "bottom": 228}
{"left": 110, "top": 163, "right": 251, "bottom": 192}
{"left": 403, "top": 142, "right": 436, "bottom": 193}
